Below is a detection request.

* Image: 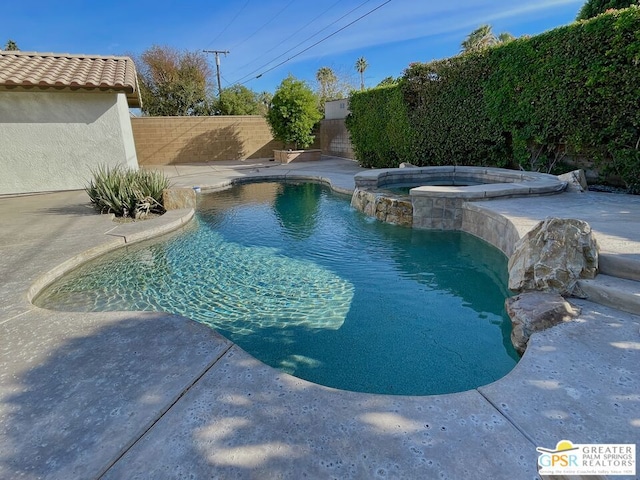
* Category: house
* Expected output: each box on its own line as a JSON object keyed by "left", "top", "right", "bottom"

{"left": 324, "top": 98, "right": 349, "bottom": 120}
{"left": 0, "top": 51, "right": 142, "bottom": 195}
{"left": 320, "top": 98, "right": 354, "bottom": 160}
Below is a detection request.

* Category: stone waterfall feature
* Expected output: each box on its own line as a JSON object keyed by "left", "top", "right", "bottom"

{"left": 350, "top": 166, "right": 566, "bottom": 231}
{"left": 351, "top": 188, "right": 413, "bottom": 227}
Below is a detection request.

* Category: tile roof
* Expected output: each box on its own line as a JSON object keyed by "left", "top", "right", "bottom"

{"left": 0, "top": 51, "right": 141, "bottom": 107}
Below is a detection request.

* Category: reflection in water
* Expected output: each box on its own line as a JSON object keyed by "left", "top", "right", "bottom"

{"left": 273, "top": 182, "right": 322, "bottom": 239}
{"left": 36, "top": 182, "right": 518, "bottom": 396}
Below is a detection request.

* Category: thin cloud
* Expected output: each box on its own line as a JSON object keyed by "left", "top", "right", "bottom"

{"left": 300, "top": 0, "right": 583, "bottom": 56}
{"left": 202, "top": 0, "right": 583, "bottom": 85}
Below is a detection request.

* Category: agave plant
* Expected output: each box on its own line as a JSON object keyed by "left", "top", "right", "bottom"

{"left": 86, "top": 165, "right": 170, "bottom": 218}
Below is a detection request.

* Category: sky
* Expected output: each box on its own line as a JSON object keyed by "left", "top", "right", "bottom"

{"left": 2, "top": 0, "right": 585, "bottom": 94}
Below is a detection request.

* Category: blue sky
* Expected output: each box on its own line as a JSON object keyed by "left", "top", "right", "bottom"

{"left": 2, "top": 0, "right": 584, "bottom": 94}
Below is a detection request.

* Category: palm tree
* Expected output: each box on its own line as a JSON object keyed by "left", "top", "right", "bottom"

{"left": 461, "top": 25, "right": 498, "bottom": 52}
{"left": 316, "top": 66, "right": 338, "bottom": 103}
{"left": 461, "top": 25, "right": 516, "bottom": 53}
{"left": 355, "top": 56, "right": 368, "bottom": 91}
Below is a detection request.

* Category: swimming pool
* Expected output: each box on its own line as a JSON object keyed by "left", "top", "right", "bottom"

{"left": 35, "top": 181, "right": 518, "bottom": 395}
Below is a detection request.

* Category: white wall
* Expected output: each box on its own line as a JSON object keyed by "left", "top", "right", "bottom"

{"left": 324, "top": 98, "right": 350, "bottom": 120}
{"left": 0, "top": 91, "right": 139, "bottom": 195}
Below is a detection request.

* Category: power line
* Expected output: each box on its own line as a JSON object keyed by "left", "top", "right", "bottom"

{"left": 205, "top": 0, "right": 251, "bottom": 49}
{"left": 230, "top": 0, "right": 345, "bottom": 74}
{"left": 230, "top": 0, "right": 296, "bottom": 51}
{"left": 238, "top": 0, "right": 391, "bottom": 86}
{"left": 230, "top": 0, "right": 373, "bottom": 85}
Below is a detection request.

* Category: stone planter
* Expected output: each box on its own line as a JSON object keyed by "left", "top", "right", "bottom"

{"left": 273, "top": 149, "right": 322, "bottom": 164}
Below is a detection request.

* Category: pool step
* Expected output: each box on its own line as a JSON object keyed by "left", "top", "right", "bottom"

{"left": 577, "top": 274, "right": 640, "bottom": 316}
{"left": 599, "top": 253, "right": 640, "bottom": 282}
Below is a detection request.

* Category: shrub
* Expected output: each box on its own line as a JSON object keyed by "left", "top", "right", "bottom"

{"left": 576, "top": 0, "right": 638, "bottom": 20}
{"left": 346, "top": 84, "right": 415, "bottom": 168}
{"left": 486, "top": 7, "right": 640, "bottom": 185}
{"left": 86, "top": 165, "right": 170, "bottom": 218}
{"left": 346, "top": 7, "right": 640, "bottom": 188}
{"left": 266, "top": 75, "right": 323, "bottom": 149}
{"left": 403, "top": 54, "right": 508, "bottom": 168}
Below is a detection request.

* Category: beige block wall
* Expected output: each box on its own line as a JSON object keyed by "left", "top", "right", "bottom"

{"left": 319, "top": 119, "right": 355, "bottom": 160}
{"left": 131, "top": 116, "right": 284, "bottom": 165}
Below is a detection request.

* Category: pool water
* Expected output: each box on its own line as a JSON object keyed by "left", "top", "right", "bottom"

{"left": 36, "top": 182, "right": 519, "bottom": 395}
{"left": 383, "top": 179, "right": 485, "bottom": 195}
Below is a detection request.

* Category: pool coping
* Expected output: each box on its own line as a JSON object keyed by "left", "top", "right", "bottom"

{"left": 355, "top": 165, "right": 567, "bottom": 199}
{"left": 27, "top": 208, "right": 195, "bottom": 304}
{"left": 1, "top": 157, "right": 639, "bottom": 479}
{"left": 353, "top": 166, "right": 567, "bottom": 232}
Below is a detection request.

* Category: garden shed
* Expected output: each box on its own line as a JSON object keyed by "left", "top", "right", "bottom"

{"left": 0, "top": 51, "right": 141, "bottom": 195}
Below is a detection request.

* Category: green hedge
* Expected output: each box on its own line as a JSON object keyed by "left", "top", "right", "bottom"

{"left": 345, "top": 85, "right": 414, "bottom": 168}
{"left": 486, "top": 7, "right": 640, "bottom": 187}
{"left": 346, "top": 7, "right": 640, "bottom": 190}
{"left": 402, "top": 54, "right": 508, "bottom": 168}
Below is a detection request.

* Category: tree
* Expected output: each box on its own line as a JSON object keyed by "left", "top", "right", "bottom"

{"left": 576, "top": 0, "right": 638, "bottom": 20}
{"left": 137, "top": 45, "right": 213, "bottom": 116}
{"left": 355, "top": 56, "right": 368, "bottom": 91}
{"left": 216, "top": 85, "right": 262, "bottom": 115}
{"left": 266, "top": 75, "right": 322, "bottom": 149}
{"left": 316, "top": 67, "right": 339, "bottom": 103}
{"left": 377, "top": 76, "right": 398, "bottom": 87}
{"left": 461, "top": 25, "right": 514, "bottom": 53}
{"left": 498, "top": 32, "right": 516, "bottom": 44}
{"left": 461, "top": 25, "right": 498, "bottom": 52}
{"left": 4, "top": 39, "right": 19, "bottom": 51}
{"left": 314, "top": 66, "right": 355, "bottom": 111}
{"left": 257, "top": 91, "right": 272, "bottom": 117}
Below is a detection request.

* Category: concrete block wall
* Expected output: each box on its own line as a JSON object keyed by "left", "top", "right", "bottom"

{"left": 131, "top": 116, "right": 283, "bottom": 165}
{"left": 319, "top": 119, "right": 355, "bottom": 160}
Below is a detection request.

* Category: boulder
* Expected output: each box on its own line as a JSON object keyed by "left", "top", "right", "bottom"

{"left": 558, "top": 169, "right": 588, "bottom": 193}
{"left": 162, "top": 188, "right": 197, "bottom": 210}
{"left": 506, "top": 292, "right": 581, "bottom": 355}
{"left": 399, "top": 162, "right": 417, "bottom": 168}
{"left": 508, "top": 218, "right": 598, "bottom": 296}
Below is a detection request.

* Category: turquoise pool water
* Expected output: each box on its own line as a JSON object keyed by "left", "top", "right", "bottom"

{"left": 36, "top": 182, "right": 518, "bottom": 395}
{"left": 383, "top": 179, "right": 485, "bottom": 195}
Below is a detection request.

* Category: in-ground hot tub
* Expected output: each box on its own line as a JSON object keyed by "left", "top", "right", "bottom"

{"left": 351, "top": 165, "right": 567, "bottom": 230}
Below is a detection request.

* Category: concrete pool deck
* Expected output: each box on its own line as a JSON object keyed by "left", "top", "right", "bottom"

{"left": 0, "top": 156, "right": 638, "bottom": 479}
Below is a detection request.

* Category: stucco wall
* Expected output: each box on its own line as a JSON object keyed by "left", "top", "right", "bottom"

{"left": 324, "top": 99, "right": 350, "bottom": 120}
{"left": 131, "top": 116, "right": 284, "bottom": 165}
{"left": 0, "top": 91, "right": 138, "bottom": 195}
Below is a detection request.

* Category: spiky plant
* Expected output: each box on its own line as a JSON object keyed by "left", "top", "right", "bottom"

{"left": 86, "top": 165, "right": 170, "bottom": 218}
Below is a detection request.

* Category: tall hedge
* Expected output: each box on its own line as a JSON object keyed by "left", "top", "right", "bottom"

{"left": 402, "top": 54, "right": 508, "bottom": 167}
{"left": 576, "top": 0, "right": 638, "bottom": 20}
{"left": 487, "top": 7, "right": 640, "bottom": 188}
{"left": 345, "top": 85, "right": 414, "bottom": 168}
{"left": 346, "top": 7, "right": 640, "bottom": 190}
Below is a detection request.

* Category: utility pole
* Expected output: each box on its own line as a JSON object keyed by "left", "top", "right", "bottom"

{"left": 203, "top": 49, "right": 229, "bottom": 98}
